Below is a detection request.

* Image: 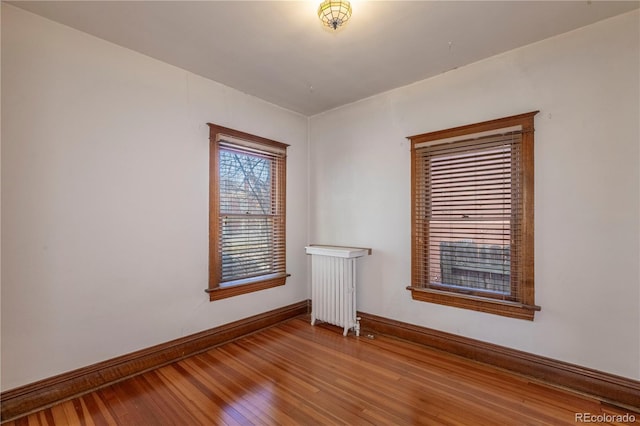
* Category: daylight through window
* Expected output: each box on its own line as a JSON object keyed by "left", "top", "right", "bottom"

{"left": 408, "top": 112, "right": 540, "bottom": 320}
{"left": 207, "top": 124, "right": 288, "bottom": 301}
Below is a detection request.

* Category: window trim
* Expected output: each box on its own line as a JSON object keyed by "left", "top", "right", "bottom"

{"left": 206, "top": 124, "right": 289, "bottom": 301}
{"left": 407, "top": 112, "right": 540, "bottom": 320}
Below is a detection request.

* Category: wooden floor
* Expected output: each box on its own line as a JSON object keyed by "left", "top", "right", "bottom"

{"left": 6, "top": 317, "right": 638, "bottom": 425}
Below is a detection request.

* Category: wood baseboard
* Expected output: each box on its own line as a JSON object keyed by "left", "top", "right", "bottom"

{"left": 358, "top": 311, "right": 640, "bottom": 411}
{"left": 0, "top": 300, "right": 310, "bottom": 422}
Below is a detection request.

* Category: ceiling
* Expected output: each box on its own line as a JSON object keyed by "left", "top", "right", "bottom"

{"left": 9, "top": 1, "right": 639, "bottom": 116}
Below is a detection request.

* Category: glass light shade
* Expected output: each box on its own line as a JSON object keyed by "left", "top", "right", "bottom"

{"left": 317, "top": 0, "right": 352, "bottom": 30}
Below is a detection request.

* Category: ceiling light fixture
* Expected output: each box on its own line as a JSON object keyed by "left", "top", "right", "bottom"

{"left": 317, "top": 0, "right": 352, "bottom": 30}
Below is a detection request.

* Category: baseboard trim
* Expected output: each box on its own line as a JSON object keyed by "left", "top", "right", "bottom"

{"left": 358, "top": 311, "right": 640, "bottom": 412}
{"left": 1, "top": 300, "right": 310, "bottom": 422}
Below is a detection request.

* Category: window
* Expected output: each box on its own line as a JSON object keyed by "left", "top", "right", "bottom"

{"left": 206, "top": 124, "right": 288, "bottom": 301}
{"left": 407, "top": 112, "right": 540, "bottom": 320}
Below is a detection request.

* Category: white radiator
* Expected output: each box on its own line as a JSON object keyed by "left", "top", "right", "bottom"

{"left": 305, "top": 245, "right": 371, "bottom": 336}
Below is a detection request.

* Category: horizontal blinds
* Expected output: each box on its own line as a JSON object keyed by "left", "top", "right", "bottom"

{"left": 217, "top": 141, "right": 286, "bottom": 283}
{"left": 413, "top": 125, "right": 523, "bottom": 149}
{"left": 217, "top": 134, "right": 287, "bottom": 156}
{"left": 414, "top": 131, "right": 523, "bottom": 300}
{"left": 219, "top": 215, "right": 285, "bottom": 282}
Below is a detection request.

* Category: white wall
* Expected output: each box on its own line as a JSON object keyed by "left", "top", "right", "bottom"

{"left": 1, "top": 4, "right": 308, "bottom": 391}
{"left": 310, "top": 10, "right": 640, "bottom": 379}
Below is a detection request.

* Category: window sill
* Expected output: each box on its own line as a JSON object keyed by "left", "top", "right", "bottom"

{"left": 407, "top": 286, "right": 540, "bottom": 321}
{"left": 207, "top": 273, "right": 289, "bottom": 301}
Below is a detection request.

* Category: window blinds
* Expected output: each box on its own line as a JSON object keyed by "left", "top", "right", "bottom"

{"left": 413, "top": 127, "right": 523, "bottom": 301}
{"left": 216, "top": 137, "right": 286, "bottom": 284}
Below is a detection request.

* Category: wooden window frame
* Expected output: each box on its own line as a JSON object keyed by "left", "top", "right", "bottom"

{"left": 407, "top": 112, "right": 541, "bottom": 320}
{"left": 206, "top": 124, "right": 289, "bottom": 301}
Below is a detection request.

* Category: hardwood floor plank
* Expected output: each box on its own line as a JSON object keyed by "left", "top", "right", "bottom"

{"left": 180, "top": 357, "right": 269, "bottom": 425}
{"left": 11, "top": 417, "right": 28, "bottom": 426}
{"left": 226, "top": 335, "right": 394, "bottom": 424}
{"left": 186, "top": 353, "right": 306, "bottom": 425}
{"left": 208, "top": 346, "right": 353, "bottom": 425}
{"left": 60, "top": 399, "right": 81, "bottom": 426}
{"left": 42, "top": 409, "right": 56, "bottom": 425}
{"left": 154, "top": 365, "right": 240, "bottom": 425}
{"left": 92, "top": 386, "right": 140, "bottom": 425}
{"left": 48, "top": 403, "right": 70, "bottom": 425}
{"left": 4, "top": 317, "right": 638, "bottom": 425}
{"left": 85, "top": 389, "right": 119, "bottom": 426}
{"left": 267, "top": 324, "right": 535, "bottom": 424}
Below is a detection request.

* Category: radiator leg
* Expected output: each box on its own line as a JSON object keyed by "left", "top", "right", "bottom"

{"left": 343, "top": 326, "right": 348, "bottom": 337}
{"left": 355, "top": 317, "right": 361, "bottom": 337}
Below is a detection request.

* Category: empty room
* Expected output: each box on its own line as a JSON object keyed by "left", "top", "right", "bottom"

{"left": 1, "top": 1, "right": 639, "bottom": 424}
